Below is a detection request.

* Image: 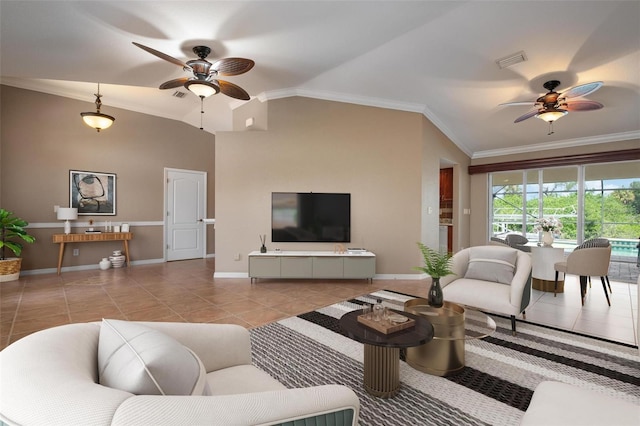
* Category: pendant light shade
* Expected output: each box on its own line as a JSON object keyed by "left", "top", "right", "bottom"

{"left": 81, "top": 83, "right": 115, "bottom": 132}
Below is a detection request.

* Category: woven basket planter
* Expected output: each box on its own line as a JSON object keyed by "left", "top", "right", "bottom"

{"left": 0, "top": 258, "right": 22, "bottom": 282}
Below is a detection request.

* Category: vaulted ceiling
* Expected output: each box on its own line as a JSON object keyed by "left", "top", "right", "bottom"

{"left": 1, "top": 1, "right": 638, "bottom": 158}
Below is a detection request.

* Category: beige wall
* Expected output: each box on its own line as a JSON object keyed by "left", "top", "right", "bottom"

{"left": 0, "top": 85, "right": 216, "bottom": 272}
{"left": 215, "top": 97, "right": 470, "bottom": 276}
{"left": 467, "top": 139, "right": 640, "bottom": 246}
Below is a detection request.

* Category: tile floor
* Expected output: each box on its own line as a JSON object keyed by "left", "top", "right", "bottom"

{"left": 1, "top": 259, "right": 638, "bottom": 350}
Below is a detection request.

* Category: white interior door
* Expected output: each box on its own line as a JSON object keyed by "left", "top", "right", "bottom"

{"left": 165, "top": 169, "right": 206, "bottom": 261}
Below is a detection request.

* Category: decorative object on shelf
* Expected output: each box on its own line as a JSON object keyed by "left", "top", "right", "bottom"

{"left": 99, "top": 258, "right": 111, "bottom": 270}
{"left": 80, "top": 83, "right": 115, "bottom": 132}
{"left": 0, "top": 209, "right": 36, "bottom": 282}
{"left": 109, "top": 250, "right": 126, "bottom": 268}
{"left": 414, "top": 242, "right": 453, "bottom": 308}
{"left": 113, "top": 225, "right": 121, "bottom": 233}
{"left": 56, "top": 207, "right": 78, "bottom": 235}
{"left": 534, "top": 217, "right": 562, "bottom": 247}
{"left": 334, "top": 243, "right": 346, "bottom": 254}
{"left": 70, "top": 170, "right": 116, "bottom": 215}
{"left": 259, "top": 234, "right": 267, "bottom": 253}
{"left": 121, "top": 223, "right": 130, "bottom": 232}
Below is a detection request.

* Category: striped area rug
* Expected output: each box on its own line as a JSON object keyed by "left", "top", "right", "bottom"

{"left": 250, "top": 290, "right": 640, "bottom": 426}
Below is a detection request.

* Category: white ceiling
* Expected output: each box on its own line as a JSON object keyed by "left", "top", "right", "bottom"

{"left": 1, "top": 1, "right": 639, "bottom": 158}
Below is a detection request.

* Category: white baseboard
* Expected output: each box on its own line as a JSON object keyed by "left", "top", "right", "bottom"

{"left": 20, "top": 258, "right": 165, "bottom": 276}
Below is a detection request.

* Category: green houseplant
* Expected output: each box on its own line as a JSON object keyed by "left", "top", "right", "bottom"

{"left": 0, "top": 209, "right": 36, "bottom": 282}
{"left": 414, "top": 242, "right": 453, "bottom": 307}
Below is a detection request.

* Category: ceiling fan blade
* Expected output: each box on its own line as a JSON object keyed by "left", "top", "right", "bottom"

{"left": 159, "top": 78, "right": 190, "bottom": 90}
{"left": 132, "top": 42, "right": 191, "bottom": 70}
{"left": 562, "top": 100, "right": 604, "bottom": 111}
{"left": 217, "top": 80, "right": 251, "bottom": 100}
{"left": 562, "top": 81, "right": 603, "bottom": 99}
{"left": 211, "top": 58, "right": 255, "bottom": 76}
{"left": 499, "top": 101, "right": 537, "bottom": 107}
{"left": 514, "top": 110, "right": 539, "bottom": 123}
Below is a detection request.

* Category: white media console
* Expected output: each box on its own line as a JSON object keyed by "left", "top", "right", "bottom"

{"left": 248, "top": 250, "right": 376, "bottom": 282}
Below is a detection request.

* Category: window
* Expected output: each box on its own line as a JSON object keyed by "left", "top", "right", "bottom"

{"left": 490, "top": 160, "right": 640, "bottom": 260}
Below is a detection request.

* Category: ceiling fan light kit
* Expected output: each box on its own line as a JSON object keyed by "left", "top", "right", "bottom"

{"left": 80, "top": 83, "right": 115, "bottom": 132}
{"left": 536, "top": 108, "right": 567, "bottom": 123}
{"left": 184, "top": 80, "right": 220, "bottom": 98}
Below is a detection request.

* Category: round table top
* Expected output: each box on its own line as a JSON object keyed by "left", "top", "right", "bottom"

{"left": 404, "top": 299, "right": 496, "bottom": 341}
{"left": 339, "top": 309, "right": 434, "bottom": 348}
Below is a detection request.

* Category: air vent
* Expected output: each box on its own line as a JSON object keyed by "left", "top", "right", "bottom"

{"left": 172, "top": 91, "right": 187, "bottom": 98}
{"left": 496, "top": 51, "right": 527, "bottom": 69}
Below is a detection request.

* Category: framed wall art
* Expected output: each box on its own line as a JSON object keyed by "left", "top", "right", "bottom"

{"left": 69, "top": 170, "right": 116, "bottom": 215}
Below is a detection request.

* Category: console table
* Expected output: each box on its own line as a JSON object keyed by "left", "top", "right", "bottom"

{"left": 248, "top": 250, "right": 375, "bottom": 282}
{"left": 52, "top": 232, "right": 133, "bottom": 275}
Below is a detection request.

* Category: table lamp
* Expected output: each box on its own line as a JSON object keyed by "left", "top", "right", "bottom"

{"left": 57, "top": 207, "right": 78, "bottom": 234}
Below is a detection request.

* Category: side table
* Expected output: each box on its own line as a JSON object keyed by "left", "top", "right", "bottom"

{"left": 339, "top": 309, "right": 433, "bottom": 398}
{"left": 404, "top": 299, "right": 496, "bottom": 376}
{"left": 531, "top": 246, "right": 565, "bottom": 292}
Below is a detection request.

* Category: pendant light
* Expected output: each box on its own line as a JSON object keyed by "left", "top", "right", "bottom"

{"left": 80, "top": 83, "right": 115, "bottom": 132}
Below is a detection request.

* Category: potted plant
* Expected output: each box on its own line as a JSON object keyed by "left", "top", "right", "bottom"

{"left": 0, "top": 209, "right": 36, "bottom": 282}
{"left": 414, "top": 242, "right": 453, "bottom": 307}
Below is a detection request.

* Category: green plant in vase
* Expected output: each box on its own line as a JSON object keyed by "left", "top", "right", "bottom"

{"left": 0, "top": 209, "right": 36, "bottom": 282}
{"left": 413, "top": 242, "right": 453, "bottom": 308}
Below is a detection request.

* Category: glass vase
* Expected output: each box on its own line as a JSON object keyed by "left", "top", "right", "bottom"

{"left": 429, "top": 278, "right": 444, "bottom": 308}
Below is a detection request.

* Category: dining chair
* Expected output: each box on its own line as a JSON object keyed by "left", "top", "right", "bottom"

{"left": 554, "top": 244, "right": 612, "bottom": 306}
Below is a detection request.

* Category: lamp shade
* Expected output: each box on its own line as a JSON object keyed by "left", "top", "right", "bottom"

{"left": 536, "top": 109, "right": 567, "bottom": 123}
{"left": 57, "top": 207, "right": 78, "bottom": 221}
{"left": 185, "top": 80, "right": 220, "bottom": 98}
{"left": 81, "top": 113, "right": 115, "bottom": 131}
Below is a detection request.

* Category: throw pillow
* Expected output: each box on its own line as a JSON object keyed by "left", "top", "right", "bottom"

{"left": 98, "top": 319, "right": 209, "bottom": 395}
{"left": 464, "top": 246, "right": 517, "bottom": 285}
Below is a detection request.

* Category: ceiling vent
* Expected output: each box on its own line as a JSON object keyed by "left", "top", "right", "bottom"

{"left": 496, "top": 51, "right": 527, "bottom": 69}
{"left": 172, "top": 91, "right": 187, "bottom": 98}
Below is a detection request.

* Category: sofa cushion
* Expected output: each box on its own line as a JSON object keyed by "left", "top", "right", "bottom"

{"left": 98, "top": 319, "right": 209, "bottom": 396}
{"left": 464, "top": 246, "right": 517, "bottom": 285}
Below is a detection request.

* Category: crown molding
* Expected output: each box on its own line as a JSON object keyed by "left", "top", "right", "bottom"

{"left": 472, "top": 131, "right": 640, "bottom": 159}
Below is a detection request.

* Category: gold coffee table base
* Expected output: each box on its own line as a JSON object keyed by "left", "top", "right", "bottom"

{"left": 405, "top": 301, "right": 465, "bottom": 377}
{"left": 533, "top": 278, "right": 564, "bottom": 293}
{"left": 363, "top": 344, "right": 400, "bottom": 398}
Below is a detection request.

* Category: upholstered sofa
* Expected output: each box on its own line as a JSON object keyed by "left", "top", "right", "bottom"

{"left": 440, "top": 245, "right": 532, "bottom": 334}
{"left": 521, "top": 381, "right": 639, "bottom": 425}
{"left": 0, "top": 320, "right": 360, "bottom": 426}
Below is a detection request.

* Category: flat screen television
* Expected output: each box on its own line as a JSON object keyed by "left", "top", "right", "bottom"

{"left": 272, "top": 192, "right": 351, "bottom": 242}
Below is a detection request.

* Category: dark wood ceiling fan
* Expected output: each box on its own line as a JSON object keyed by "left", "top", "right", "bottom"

{"left": 133, "top": 42, "right": 254, "bottom": 100}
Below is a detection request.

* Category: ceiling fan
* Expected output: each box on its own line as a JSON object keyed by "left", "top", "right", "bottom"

{"left": 500, "top": 80, "right": 603, "bottom": 135}
{"left": 132, "top": 42, "right": 254, "bottom": 101}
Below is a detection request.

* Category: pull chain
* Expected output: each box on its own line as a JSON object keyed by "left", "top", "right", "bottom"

{"left": 199, "top": 96, "right": 204, "bottom": 130}
{"left": 547, "top": 121, "right": 555, "bottom": 135}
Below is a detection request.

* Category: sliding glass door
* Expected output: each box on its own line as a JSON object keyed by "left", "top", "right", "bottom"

{"left": 489, "top": 160, "right": 639, "bottom": 259}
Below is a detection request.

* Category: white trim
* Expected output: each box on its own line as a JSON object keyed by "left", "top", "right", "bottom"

{"left": 19, "top": 258, "right": 165, "bottom": 276}
{"left": 472, "top": 130, "right": 640, "bottom": 159}
{"left": 26, "top": 221, "right": 163, "bottom": 229}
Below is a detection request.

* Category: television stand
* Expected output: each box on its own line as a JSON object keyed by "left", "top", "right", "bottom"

{"left": 248, "top": 250, "right": 375, "bottom": 282}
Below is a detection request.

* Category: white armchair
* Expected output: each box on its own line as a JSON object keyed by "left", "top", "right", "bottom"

{"left": 0, "top": 321, "right": 360, "bottom": 426}
{"left": 440, "top": 245, "right": 532, "bottom": 334}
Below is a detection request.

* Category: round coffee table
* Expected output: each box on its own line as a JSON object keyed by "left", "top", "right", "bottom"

{"left": 339, "top": 309, "right": 434, "bottom": 398}
{"left": 403, "top": 299, "right": 496, "bottom": 376}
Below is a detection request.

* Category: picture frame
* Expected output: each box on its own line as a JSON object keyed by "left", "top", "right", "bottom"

{"left": 69, "top": 170, "right": 116, "bottom": 215}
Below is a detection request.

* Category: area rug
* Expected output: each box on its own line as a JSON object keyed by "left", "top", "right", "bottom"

{"left": 250, "top": 290, "right": 640, "bottom": 426}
